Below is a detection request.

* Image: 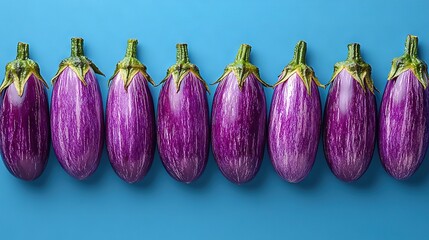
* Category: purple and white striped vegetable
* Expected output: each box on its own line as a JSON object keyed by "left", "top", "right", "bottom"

{"left": 268, "top": 41, "right": 323, "bottom": 183}
{"left": 106, "top": 39, "right": 156, "bottom": 183}
{"left": 379, "top": 35, "right": 429, "bottom": 180}
{"left": 212, "top": 44, "right": 269, "bottom": 184}
{"left": 157, "top": 44, "right": 209, "bottom": 183}
{"left": 323, "top": 43, "right": 376, "bottom": 182}
{"left": 51, "top": 38, "right": 104, "bottom": 180}
{"left": 0, "top": 42, "right": 50, "bottom": 180}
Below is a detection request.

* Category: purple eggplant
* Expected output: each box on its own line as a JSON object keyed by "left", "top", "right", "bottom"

{"left": 212, "top": 44, "right": 269, "bottom": 184}
{"left": 0, "top": 42, "right": 50, "bottom": 180}
{"left": 51, "top": 38, "right": 104, "bottom": 180}
{"left": 323, "top": 43, "right": 376, "bottom": 182}
{"left": 157, "top": 44, "right": 209, "bottom": 183}
{"left": 106, "top": 39, "right": 155, "bottom": 183}
{"left": 379, "top": 35, "right": 429, "bottom": 180}
{"left": 268, "top": 41, "right": 323, "bottom": 183}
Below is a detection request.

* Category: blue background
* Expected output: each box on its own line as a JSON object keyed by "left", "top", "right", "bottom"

{"left": 0, "top": 0, "right": 428, "bottom": 239}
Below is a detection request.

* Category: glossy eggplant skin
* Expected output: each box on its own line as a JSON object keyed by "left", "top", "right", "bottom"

{"left": 212, "top": 72, "right": 267, "bottom": 184}
{"left": 157, "top": 73, "right": 209, "bottom": 183}
{"left": 106, "top": 72, "right": 155, "bottom": 183}
{"left": 268, "top": 73, "right": 321, "bottom": 183}
{"left": 379, "top": 70, "right": 429, "bottom": 179}
{"left": 0, "top": 75, "right": 50, "bottom": 180}
{"left": 51, "top": 67, "right": 104, "bottom": 180}
{"left": 323, "top": 69, "right": 376, "bottom": 182}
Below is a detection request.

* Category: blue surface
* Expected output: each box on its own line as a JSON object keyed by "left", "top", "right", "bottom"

{"left": 0, "top": 0, "right": 428, "bottom": 239}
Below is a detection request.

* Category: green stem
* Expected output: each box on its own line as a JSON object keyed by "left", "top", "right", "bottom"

{"left": 176, "top": 43, "right": 190, "bottom": 64}
{"left": 404, "top": 35, "right": 418, "bottom": 57}
{"left": 235, "top": 44, "right": 251, "bottom": 62}
{"left": 125, "top": 39, "right": 138, "bottom": 58}
{"left": 71, "top": 38, "right": 84, "bottom": 57}
{"left": 347, "top": 43, "right": 362, "bottom": 61}
{"left": 292, "top": 41, "right": 306, "bottom": 64}
{"left": 16, "top": 42, "right": 29, "bottom": 60}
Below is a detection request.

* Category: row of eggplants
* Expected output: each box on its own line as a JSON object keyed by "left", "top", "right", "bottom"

{"left": 0, "top": 35, "right": 427, "bottom": 184}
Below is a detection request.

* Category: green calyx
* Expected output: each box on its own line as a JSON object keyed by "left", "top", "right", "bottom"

{"left": 274, "top": 41, "right": 323, "bottom": 95}
{"left": 159, "top": 43, "right": 208, "bottom": 92}
{"left": 51, "top": 38, "right": 104, "bottom": 85}
{"left": 387, "top": 35, "right": 428, "bottom": 88}
{"left": 109, "top": 39, "right": 154, "bottom": 90}
{"left": 213, "top": 44, "right": 271, "bottom": 88}
{"left": 0, "top": 42, "right": 48, "bottom": 96}
{"left": 328, "top": 43, "right": 375, "bottom": 93}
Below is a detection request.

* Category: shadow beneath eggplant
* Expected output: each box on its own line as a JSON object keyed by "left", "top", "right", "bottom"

{"left": 348, "top": 164, "right": 378, "bottom": 189}
{"left": 80, "top": 146, "right": 110, "bottom": 186}
{"left": 19, "top": 146, "right": 56, "bottom": 188}
{"left": 238, "top": 151, "right": 270, "bottom": 190}
{"left": 347, "top": 150, "right": 381, "bottom": 189}
{"left": 399, "top": 153, "right": 429, "bottom": 186}
{"left": 295, "top": 142, "right": 326, "bottom": 189}
{"left": 130, "top": 151, "right": 162, "bottom": 189}
{"left": 130, "top": 147, "right": 217, "bottom": 190}
{"left": 186, "top": 154, "right": 217, "bottom": 190}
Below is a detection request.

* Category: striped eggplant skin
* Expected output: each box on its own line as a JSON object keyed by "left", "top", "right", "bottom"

{"left": 106, "top": 40, "right": 156, "bottom": 183}
{"left": 268, "top": 74, "right": 321, "bottom": 183}
{"left": 0, "top": 75, "right": 50, "bottom": 180}
{"left": 157, "top": 44, "right": 209, "bottom": 183}
{"left": 51, "top": 38, "right": 104, "bottom": 180}
{"left": 51, "top": 67, "right": 104, "bottom": 180}
{"left": 107, "top": 72, "right": 155, "bottom": 183}
{"left": 268, "top": 41, "right": 322, "bottom": 183}
{"left": 212, "top": 71, "right": 267, "bottom": 184}
{"left": 323, "top": 69, "right": 376, "bottom": 182}
{"left": 379, "top": 70, "right": 429, "bottom": 179}
{"left": 0, "top": 42, "right": 50, "bottom": 181}
{"left": 157, "top": 73, "right": 209, "bottom": 183}
{"left": 378, "top": 35, "right": 429, "bottom": 180}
